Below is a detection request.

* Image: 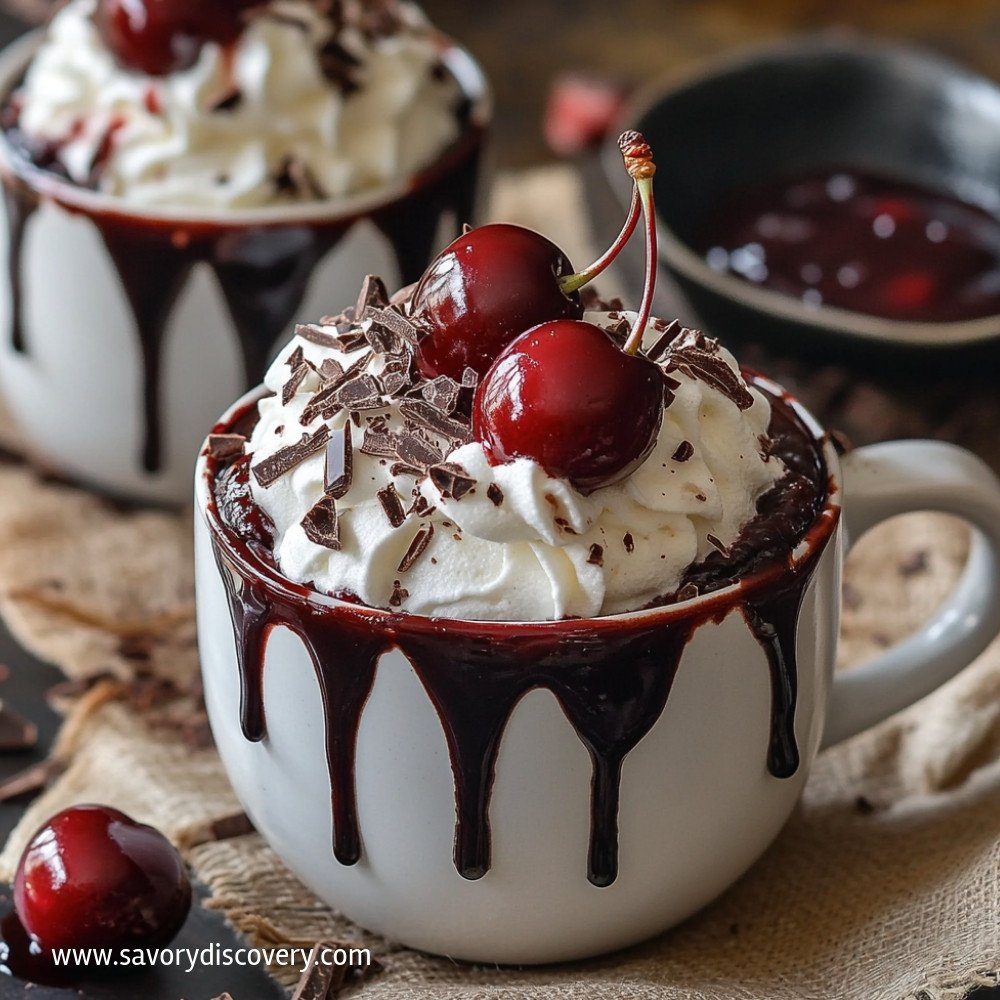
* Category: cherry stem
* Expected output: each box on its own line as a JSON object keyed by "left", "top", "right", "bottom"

{"left": 558, "top": 187, "right": 641, "bottom": 294}
{"left": 621, "top": 132, "right": 657, "bottom": 356}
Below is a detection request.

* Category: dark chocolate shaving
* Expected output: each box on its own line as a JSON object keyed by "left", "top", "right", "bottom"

{"left": 671, "top": 440, "right": 694, "bottom": 463}
{"left": 360, "top": 429, "right": 398, "bottom": 458}
{"left": 287, "top": 344, "right": 305, "bottom": 369}
{"left": 422, "top": 375, "right": 461, "bottom": 414}
{"left": 296, "top": 323, "right": 344, "bottom": 350}
{"left": 207, "top": 433, "right": 246, "bottom": 461}
{"left": 367, "top": 306, "right": 418, "bottom": 345}
{"left": 587, "top": 544, "right": 604, "bottom": 567}
{"left": 390, "top": 462, "right": 426, "bottom": 479}
{"left": 399, "top": 400, "right": 472, "bottom": 445}
{"left": 380, "top": 370, "right": 409, "bottom": 396}
{"left": 283, "top": 362, "right": 310, "bottom": 405}
{"left": 302, "top": 496, "right": 342, "bottom": 550}
{"left": 324, "top": 427, "right": 354, "bottom": 499}
{"left": 290, "top": 941, "right": 341, "bottom": 1000}
{"left": 0, "top": 702, "right": 37, "bottom": 751}
{"left": 706, "top": 533, "right": 730, "bottom": 556}
{"left": 356, "top": 274, "right": 390, "bottom": 319}
{"left": 487, "top": 483, "right": 504, "bottom": 507}
{"left": 396, "top": 432, "right": 443, "bottom": 471}
{"left": 645, "top": 318, "right": 681, "bottom": 362}
{"left": 429, "top": 462, "right": 476, "bottom": 500}
{"left": 666, "top": 344, "right": 755, "bottom": 410}
{"left": 676, "top": 582, "right": 699, "bottom": 602}
{"left": 398, "top": 524, "right": 435, "bottom": 572}
{"left": 319, "top": 358, "right": 344, "bottom": 383}
{"left": 337, "top": 374, "right": 383, "bottom": 409}
{"left": 252, "top": 426, "right": 330, "bottom": 488}
{"left": 377, "top": 485, "right": 406, "bottom": 528}
{"left": 623, "top": 532, "right": 635, "bottom": 553}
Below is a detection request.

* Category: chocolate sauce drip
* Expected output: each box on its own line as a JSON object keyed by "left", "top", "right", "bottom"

{"left": 2, "top": 125, "right": 482, "bottom": 473}
{"left": 208, "top": 387, "right": 831, "bottom": 887}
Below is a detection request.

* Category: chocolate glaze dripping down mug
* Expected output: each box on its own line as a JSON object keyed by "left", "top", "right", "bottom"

{"left": 194, "top": 378, "right": 1000, "bottom": 965}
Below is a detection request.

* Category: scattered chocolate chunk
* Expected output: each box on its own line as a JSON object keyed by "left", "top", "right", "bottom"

{"left": 302, "top": 496, "right": 342, "bottom": 550}
{"left": 487, "top": 483, "right": 504, "bottom": 507}
{"left": 283, "top": 362, "right": 310, "bottom": 405}
{"left": 671, "top": 440, "right": 694, "bottom": 463}
{"left": 319, "top": 358, "right": 344, "bottom": 384}
{"left": 360, "top": 429, "right": 398, "bottom": 458}
{"left": 367, "top": 306, "right": 418, "bottom": 345}
{"left": 253, "top": 426, "right": 330, "bottom": 488}
{"left": 0, "top": 702, "right": 37, "bottom": 751}
{"left": 389, "top": 581, "right": 409, "bottom": 607}
{"left": 355, "top": 275, "right": 389, "bottom": 319}
{"left": 587, "top": 544, "right": 604, "bottom": 567}
{"left": 676, "top": 582, "right": 699, "bottom": 602}
{"left": 0, "top": 757, "right": 65, "bottom": 802}
{"left": 899, "top": 549, "right": 930, "bottom": 577}
{"left": 398, "top": 524, "right": 435, "bottom": 572}
{"left": 399, "top": 399, "right": 472, "bottom": 445}
{"left": 324, "top": 427, "right": 354, "bottom": 499}
{"left": 380, "top": 369, "right": 409, "bottom": 396}
{"left": 461, "top": 366, "right": 479, "bottom": 388}
{"left": 396, "top": 432, "right": 443, "bottom": 471}
{"left": 706, "top": 533, "right": 730, "bottom": 556}
{"left": 623, "top": 532, "right": 635, "bottom": 553}
{"left": 337, "top": 374, "right": 383, "bottom": 410}
{"left": 422, "top": 375, "right": 461, "bottom": 414}
{"left": 407, "top": 494, "right": 434, "bottom": 517}
{"left": 390, "top": 462, "right": 425, "bottom": 479}
{"left": 377, "top": 485, "right": 406, "bottom": 528}
{"left": 694, "top": 492, "right": 707, "bottom": 502}
{"left": 645, "top": 318, "right": 681, "bottom": 362}
{"left": 429, "top": 462, "right": 476, "bottom": 500}
{"left": 286, "top": 344, "right": 305, "bottom": 369}
{"left": 209, "top": 812, "right": 256, "bottom": 842}
{"left": 296, "top": 322, "right": 352, "bottom": 351}
{"left": 207, "top": 433, "right": 245, "bottom": 461}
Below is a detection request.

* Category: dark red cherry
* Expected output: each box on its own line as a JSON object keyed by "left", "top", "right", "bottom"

{"left": 411, "top": 224, "right": 584, "bottom": 382}
{"left": 14, "top": 805, "right": 191, "bottom": 954}
{"left": 95, "top": 0, "right": 254, "bottom": 76}
{"left": 473, "top": 319, "right": 664, "bottom": 493}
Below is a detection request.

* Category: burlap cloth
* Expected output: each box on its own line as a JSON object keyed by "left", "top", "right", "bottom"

{"left": 0, "top": 166, "right": 998, "bottom": 1000}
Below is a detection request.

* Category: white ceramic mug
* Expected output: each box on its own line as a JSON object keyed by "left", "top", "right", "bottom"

{"left": 0, "top": 34, "right": 489, "bottom": 506}
{"left": 194, "top": 380, "right": 1000, "bottom": 965}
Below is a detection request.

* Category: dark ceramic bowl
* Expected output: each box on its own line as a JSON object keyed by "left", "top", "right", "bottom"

{"left": 591, "top": 36, "right": 1000, "bottom": 358}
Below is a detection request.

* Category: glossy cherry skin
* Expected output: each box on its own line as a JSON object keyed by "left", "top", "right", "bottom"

{"left": 14, "top": 805, "right": 192, "bottom": 954}
{"left": 411, "top": 223, "right": 584, "bottom": 382}
{"left": 95, "top": 0, "right": 254, "bottom": 76}
{"left": 473, "top": 319, "right": 664, "bottom": 493}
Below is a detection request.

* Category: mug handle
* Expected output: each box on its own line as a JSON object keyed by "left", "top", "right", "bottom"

{"left": 822, "top": 440, "right": 1000, "bottom": 748}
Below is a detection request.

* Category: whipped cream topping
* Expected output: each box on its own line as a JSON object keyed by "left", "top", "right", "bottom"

{"left": 236, "top": 290, "right": 784, "bottom": 621}
{"left": 12, "top": 0, "right": 461, "bottom": 208}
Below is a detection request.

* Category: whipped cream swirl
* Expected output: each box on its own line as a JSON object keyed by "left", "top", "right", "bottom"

{"left": 238, "top": 293, "right": 784, "bottom": 621}
{"left": 12, "top": 0, "right": 461, "bottom": 209}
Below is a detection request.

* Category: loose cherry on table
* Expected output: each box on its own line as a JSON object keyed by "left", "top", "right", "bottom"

{"left": 95, "top": 0, "right": 254, "bottom": 76}
{"left": 14, "top": 804, "right": 192, "bottom": 954}
{"left": 474, "top": 131, "right": 665, "bottom": 493}
{"left": 412, "top": 188, "right": 642, "bottom": 383}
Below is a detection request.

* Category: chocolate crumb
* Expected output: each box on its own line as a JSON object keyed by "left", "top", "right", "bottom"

{"left": 671, "top": 440, "right": 694, "bottom": 463}
{"left": 429, "top": 462, "right": 475, "bottom": 500}
{"left": 252, "top": 426, "right": 329, "bottom": 488}
{"left": 587, "top": 544, "right": 604, "bottom": 567}
{"left": 207, "top": 433, "right": 246, "bottom": 461}
{"left": 324, "top": 427, "right": 354, "bottom": 499}
{"left": 398, "top": 524, "right": 435, "bottom": 572}
{"left": 623, "top": 532, "right": 635, "bottom": 553}
{"left": 487, "top": 483, "right": 504, "bottom": 507}
{"left": 389, "top": 581, "right": 409, "bottom": 607}
{"left": 676, "top": 582, "right": 699, "bottom": 602}
{"left": 302, "top": 496, "right": 342, "bottom": 550}
{"left": 694, "top": 492, "right": 707, "bottom": 502}
{"left": 377, "top": 485, "right": 406, "bottom": 528}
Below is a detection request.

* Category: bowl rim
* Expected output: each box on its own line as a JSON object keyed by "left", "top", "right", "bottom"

{"left": 0, "top": 30, "right": 491, "bottom": 227}
{"left": 601, "top": 33, "right": 1000, "bottom": 349}
{"left": 195, "top": 376, "right": 843, "bottom": 635}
